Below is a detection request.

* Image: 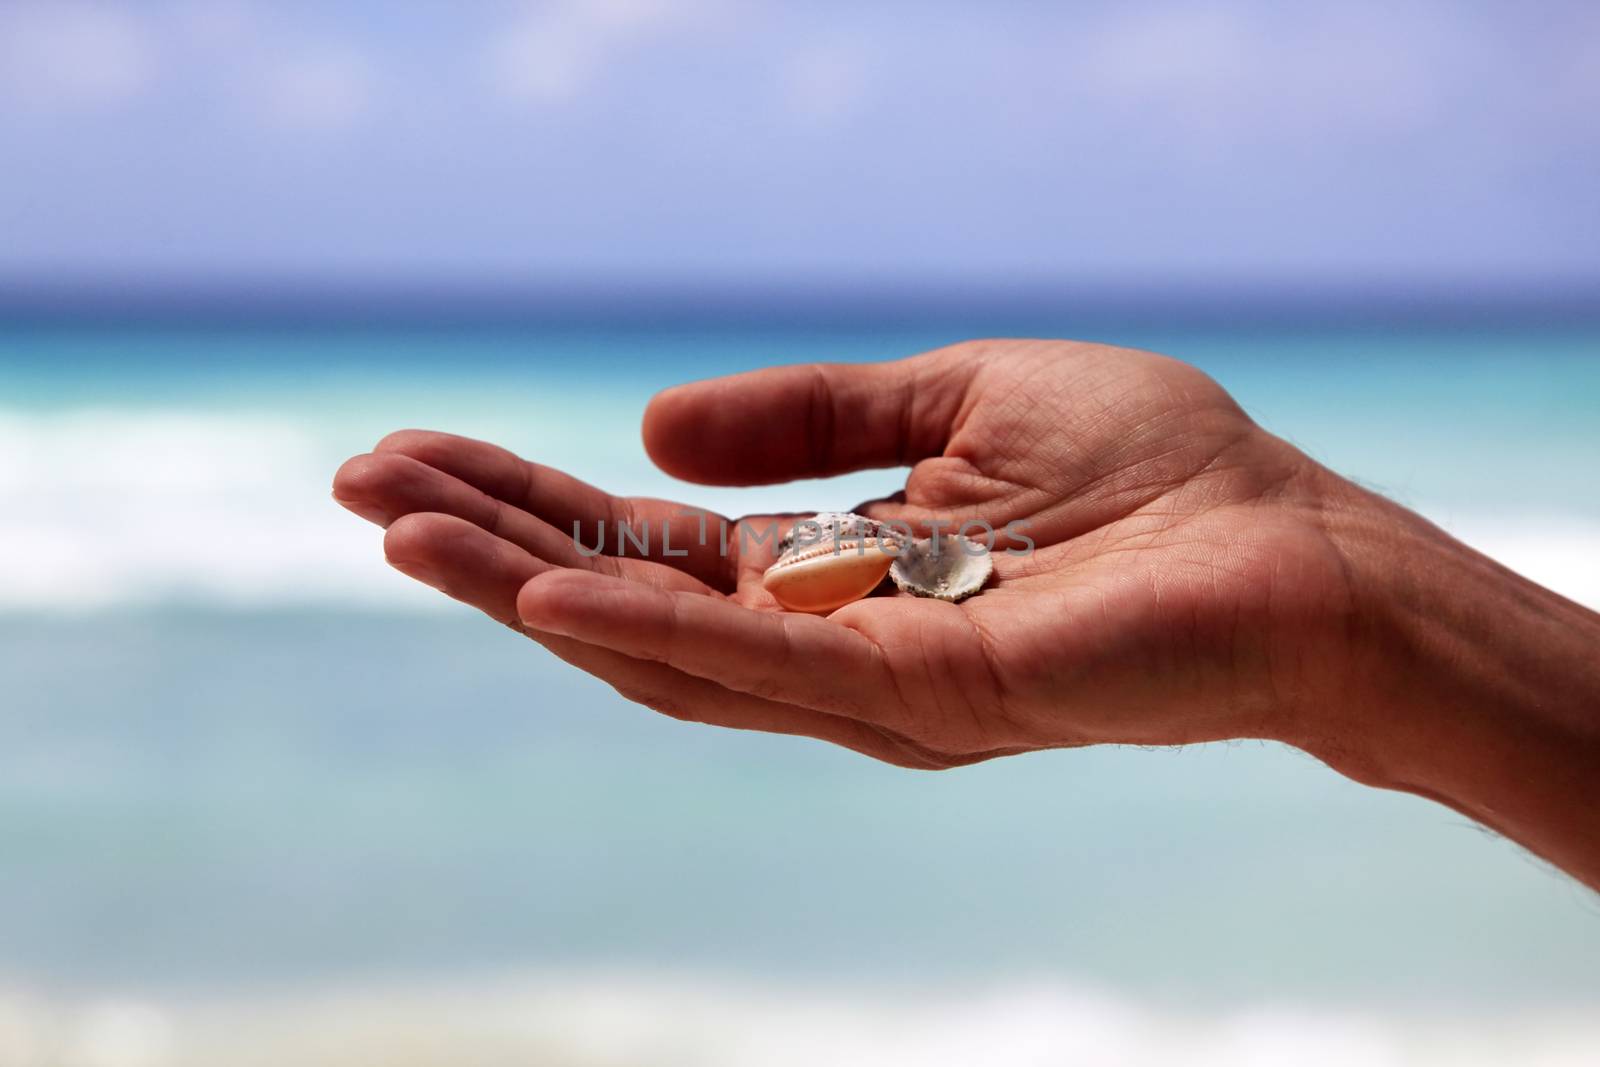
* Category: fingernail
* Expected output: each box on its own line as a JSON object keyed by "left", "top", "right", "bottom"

{"left": 333, "top": 494, "right": 393, "bottom": 527}
{"left": 389, "top": 557, "right": 446, "bottom": 593}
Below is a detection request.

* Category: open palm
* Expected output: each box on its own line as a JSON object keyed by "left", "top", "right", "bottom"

{"left": 334, "top": 339, "right": 1355, "bottom": 768}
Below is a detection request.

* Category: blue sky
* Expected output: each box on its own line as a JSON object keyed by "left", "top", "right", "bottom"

{"left": 1, "top": 0, "right": 1597, "bottom": 290}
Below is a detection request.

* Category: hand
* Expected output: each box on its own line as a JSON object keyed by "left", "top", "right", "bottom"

{"left": 332, "top": 339, "right": 1358, "bottom": 767}
{"left": 334, "top": 338, "right": 1600, "bottom": 887}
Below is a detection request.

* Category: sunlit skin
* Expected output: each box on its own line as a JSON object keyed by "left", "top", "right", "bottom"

{"left": 333, "top": 339, "right": 1600, "bottom": 889}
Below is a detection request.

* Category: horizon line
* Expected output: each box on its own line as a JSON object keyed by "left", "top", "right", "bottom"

{"left": 2, "top": 275, "right": 1598, "bottom": 329}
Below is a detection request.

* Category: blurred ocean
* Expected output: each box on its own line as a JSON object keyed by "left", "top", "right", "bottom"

{"left": 2, "top": 319, "right": 1599, "bottom": 1064}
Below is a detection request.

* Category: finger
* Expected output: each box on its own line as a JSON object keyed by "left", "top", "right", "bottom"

{"left": 382, "top": 515, "right": 937, "bottom": 765}
{"left": 383, "top": 512, "right": 544, "bottom": 623}
{"left": 373, "top": 429, "right": 737, "bottom": 591}
{"left": 526, "top": 632, "right": 943, "bottom": 769}
{"left": 517, "top": 569, "right": 902, "bottom": 728}
{"left": 337, "top": 451, "right": 714, "bottom": 595}
{"left": 339, "top": 451, "right": 587, "bottom": 564}
{"left": 641, "top": 345, "right": 981, "bottom": 486}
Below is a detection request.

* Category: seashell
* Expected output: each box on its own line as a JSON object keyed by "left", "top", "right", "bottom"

{"left": 762, "top": 512, "right": 905, "bottom": 614}
{"left": 889, "top": 534, "right": 992, "bottom": 602}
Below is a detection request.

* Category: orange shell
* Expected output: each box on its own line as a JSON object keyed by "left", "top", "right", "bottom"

{"left": 761, "top": 537, "right": 897, "bottom": 613}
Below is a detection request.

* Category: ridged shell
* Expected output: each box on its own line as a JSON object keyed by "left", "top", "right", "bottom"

{"left": 889, "top": 535, "right": 992, "bottom": 602}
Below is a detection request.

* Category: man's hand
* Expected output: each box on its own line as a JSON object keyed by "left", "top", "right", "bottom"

{"left": 333, "top": 339, "right": 1600, "bottom": 887}
{"left": 332, "top": 340, "right": 1350, "bottom": 764}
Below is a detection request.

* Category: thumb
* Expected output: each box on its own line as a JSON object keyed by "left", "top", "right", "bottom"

{"left": 641, "top": 345, "right": 978, "bottom": 486}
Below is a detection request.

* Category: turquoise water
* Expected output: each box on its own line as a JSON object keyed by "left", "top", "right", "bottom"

{"left": 6, "top": 323, "right": 1598, "bottom": 516}
{"left": 2, "top": 323, "right": 1598, "bottom": 1018}
{"left": 5, "top": 610, "right": 1600, "bottom": 1009}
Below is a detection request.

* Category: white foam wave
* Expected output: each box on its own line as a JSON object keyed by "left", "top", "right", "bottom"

{"left": 0, "top": 409, "right": 421, "bottom": 611}
{"left": 0, "top": 973, "right": 1594, "bottom": 1067}
{"left": 0, "top": 409, "right": 1595, "bottom": 612}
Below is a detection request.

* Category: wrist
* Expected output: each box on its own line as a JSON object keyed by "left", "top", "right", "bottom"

{"left": 1301, "top": 475, "right": 1600, "bottom": 885}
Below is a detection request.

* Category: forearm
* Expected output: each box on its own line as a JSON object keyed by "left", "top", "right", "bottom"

{"left": 1306, "top": 480, "right": 1600, "bottom": 889}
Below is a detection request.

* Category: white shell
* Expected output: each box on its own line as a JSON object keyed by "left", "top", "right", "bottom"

{"left": 889, "top": 535, "right": 992, "bottom": 602}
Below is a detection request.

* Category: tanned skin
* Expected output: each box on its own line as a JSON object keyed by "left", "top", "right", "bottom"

{"left": 333, "top": 340, "right": 1600, "bottom": 890}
